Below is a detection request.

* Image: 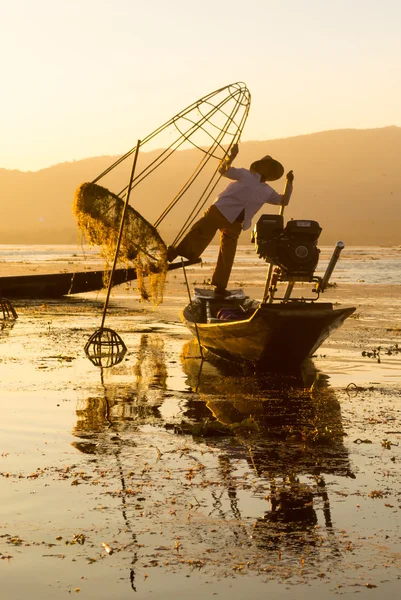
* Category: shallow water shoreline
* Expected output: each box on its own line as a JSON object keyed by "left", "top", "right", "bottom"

{"left": 1, "top": 251, "right": 400, "bottom": 598}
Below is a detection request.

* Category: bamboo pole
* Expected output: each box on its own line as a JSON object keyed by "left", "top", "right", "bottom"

{"left": 181, "top": 258, "right": 203, "bottom": 360}
{"left": 98, "top": 140, "right": 141, "bottom": 332}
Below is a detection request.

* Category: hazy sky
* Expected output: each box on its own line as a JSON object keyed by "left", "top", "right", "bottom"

{"left": 1, "top": 0, "right": 400, "bottom": 171}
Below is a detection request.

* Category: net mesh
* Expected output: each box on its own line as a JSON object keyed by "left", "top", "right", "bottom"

{"left": 73, "top": 182, "right": 167, "bottom": 304}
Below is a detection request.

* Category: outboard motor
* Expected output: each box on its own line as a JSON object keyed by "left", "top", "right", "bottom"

{"left": 252, "top": 214, "right": 322, "bottom": 278}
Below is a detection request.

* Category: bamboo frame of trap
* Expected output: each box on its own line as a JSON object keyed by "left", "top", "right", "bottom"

{"left": 0, "top": 298, "right": 18, "bottom": 320}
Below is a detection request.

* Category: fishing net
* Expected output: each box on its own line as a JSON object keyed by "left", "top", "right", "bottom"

{"left": 73, "top": 182, "right": 167, "bottom": 304}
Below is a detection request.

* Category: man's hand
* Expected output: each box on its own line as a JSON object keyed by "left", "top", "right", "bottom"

{"left": 286, "top": 170, "right": 294, "bottom": 183}
{"left": 219, "top": 143, "right": 239, "bottom": 175}
{"left": 229, "top": 143, "right": 239, "bottom": 160}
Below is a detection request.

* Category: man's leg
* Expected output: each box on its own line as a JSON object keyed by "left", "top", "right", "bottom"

{"left": 211, "top": 220, "right": 242, "bottom": 292}
{"left": 168, "top": 205, "right": 222, "bottom": 262}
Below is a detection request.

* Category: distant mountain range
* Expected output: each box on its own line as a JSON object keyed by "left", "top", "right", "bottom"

{"left": 1, "top": 126, "right": 400, "bottom": 245}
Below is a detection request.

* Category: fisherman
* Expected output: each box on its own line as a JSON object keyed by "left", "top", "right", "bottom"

{"left": 167, "top": 143, "right": 294, "bottom": 295}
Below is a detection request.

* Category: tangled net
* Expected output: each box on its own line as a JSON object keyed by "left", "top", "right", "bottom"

{"left": 73, "top": 182, "right": 167, "bottom": 304}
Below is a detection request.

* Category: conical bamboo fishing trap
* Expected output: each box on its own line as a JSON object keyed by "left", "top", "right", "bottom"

{"left": 0, "top": 298, "right": 18, "bottom": 320}
{"left": 76, "top": 82, "right": 251, "bottom": 365}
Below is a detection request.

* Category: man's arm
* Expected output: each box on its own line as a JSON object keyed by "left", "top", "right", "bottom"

{"left": 218, "top": 143, "right": 239, "bottom": 175}
{"left": 264, "top": 170, "right": 294, "bottom": 206}
{"left": 280, "top": 170, "right": 294, "bottom": 206}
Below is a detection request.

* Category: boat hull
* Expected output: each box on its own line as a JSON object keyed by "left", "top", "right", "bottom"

{"left": 0, "top": 268, "right": 136, "bottom": 299}
{"left": 0, "top": 260, "right": 199, "bottom": 299}
{"left": 181, "top": 302, "right": 355, "bottom": 370}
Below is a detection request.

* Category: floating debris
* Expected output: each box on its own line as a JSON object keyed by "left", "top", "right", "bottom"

{"left": 101, "top": 542, "right": 113, "bottom": 555}
{"left": 362, "top": 343, "right": 400, "bottom": 363}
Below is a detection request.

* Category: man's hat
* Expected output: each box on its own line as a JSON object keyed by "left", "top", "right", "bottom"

{"left": 250, "top": 155, "right": 284, "bottom": 181}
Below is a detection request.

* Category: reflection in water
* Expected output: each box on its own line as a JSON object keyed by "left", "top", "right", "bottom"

{"left": 74, "top": 333, "right": 168, "bottom": 592}
{"left": 0, "top": 320, "right": 16, "bottom": 335}
{"left": 74, "top": 334, "right": 167, "bottom": 442}
{"left": 180, "top": 340, "right": 354, "bottom": 559}
{"left": 182, "top": 340, "right": 349, "bottom": 447}
{"left": 72, "top": 335, "right": 355, "bottom": 587}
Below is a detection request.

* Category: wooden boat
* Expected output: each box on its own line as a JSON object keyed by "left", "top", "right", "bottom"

{"left": 180, "top": 212, "right": 357, "bottom": 371}
{"left": 0, "top": 259, "right": 198, "bottom": 299}
{"left": 181, "top": 288, "right": 355, "bottom": 370}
